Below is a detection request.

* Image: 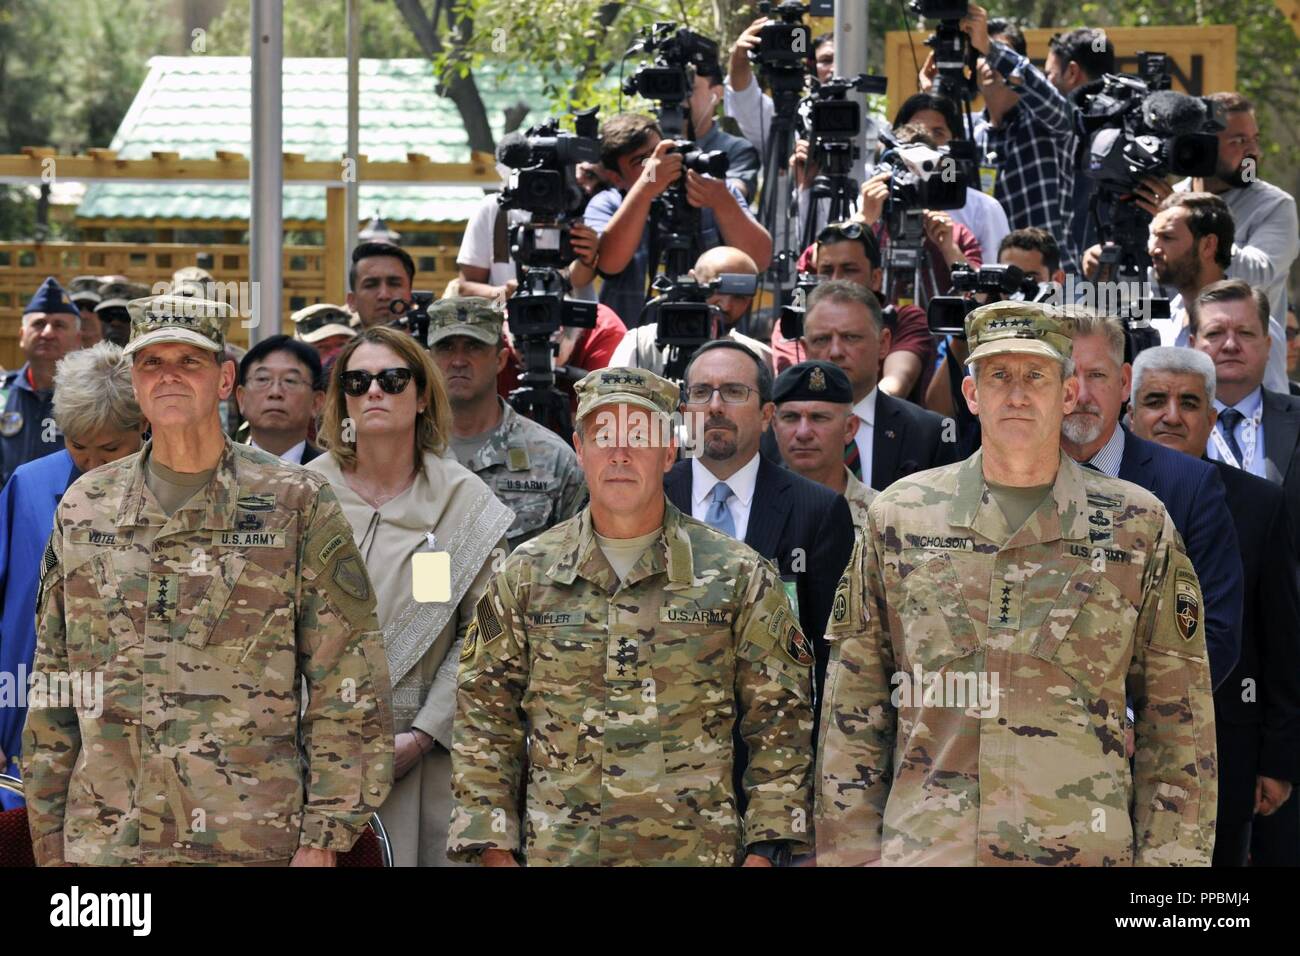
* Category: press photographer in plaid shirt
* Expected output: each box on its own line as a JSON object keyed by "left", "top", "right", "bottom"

{"left": 922, "top": 6, "right": 1079, "bottom": 275}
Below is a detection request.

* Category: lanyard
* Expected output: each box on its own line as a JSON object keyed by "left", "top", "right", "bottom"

{"left": 1210, "top": 404, "right": 1262, "bottom": 470}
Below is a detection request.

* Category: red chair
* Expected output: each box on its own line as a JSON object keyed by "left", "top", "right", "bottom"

{"left": 0, "top": 773, "right": 36, "bottom": 867}
{"left": 0, "top": 773, "right": 390, "bottom": 867}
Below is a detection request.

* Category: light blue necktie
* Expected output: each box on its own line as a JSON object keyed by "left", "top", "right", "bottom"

{"left": 705, "top": 481, "right": 736, "bottom": 537}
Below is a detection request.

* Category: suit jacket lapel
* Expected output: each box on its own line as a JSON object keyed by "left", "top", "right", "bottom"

{"left": 1116, "top": 426, "right": 1151, "bottom": 484}
{"left": 664, "top": 461, "right": 692, "bottom": 515}
{"left": 871, "top": 393, "right": 901, "bottom": 490}
{"left": 744, "top": 458, "right": 791, "bottom": 563}
{"left": 1263, "top": 389, "right": 1300, "bottom": 482}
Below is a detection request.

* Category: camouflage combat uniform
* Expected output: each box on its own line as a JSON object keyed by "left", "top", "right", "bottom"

{"left": 844, "top": 466, "right": 876, "bottom": 531}
{"left": 431, "top": 297, "right": 588, "bottom": 549}
{"left": 21, "top": 293, "right": 394, "bottom": 866}
{"left": 448, "top": 366, "right": 815, "bottom": 866}
{"left": 816, "top": 302, "right": 1217, "bottom": 868}
{"left": 455, "top": 398, "right": 588, "bottom": 548}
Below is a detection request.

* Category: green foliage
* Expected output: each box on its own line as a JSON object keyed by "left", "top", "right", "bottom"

{"left": 205, "top": 0, "right": 424, "bottom": 57}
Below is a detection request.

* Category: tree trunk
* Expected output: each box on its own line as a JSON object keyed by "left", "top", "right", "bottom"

{"left": 393, "top": 0, "right": 496, "bottom": 154}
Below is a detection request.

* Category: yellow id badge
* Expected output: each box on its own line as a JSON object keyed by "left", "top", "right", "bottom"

{"left": 412, "top": 551, "right": 451, "bottom": 603}
{"left": 979, "top": 165, "right": 998, "bottom": 196}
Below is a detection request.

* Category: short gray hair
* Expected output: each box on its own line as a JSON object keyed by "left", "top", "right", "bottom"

{"left": 52, "top": 341, "right": 143, "bottom": 440}
{"left": 1070, "top": 310, "right": 1126, "bottom": 367}
{"left": 1131, "top": 346, "right": 1216, "bottom": 406}
{"left": 806, "top": 279, "right": 885, "bottom": 333}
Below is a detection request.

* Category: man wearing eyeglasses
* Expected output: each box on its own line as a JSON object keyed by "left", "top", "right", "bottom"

{"left": 22, "top": 294, "right": 393, "bottom": 866}
{"left": 234, "top": 335, "right": 325, "bottom": 465}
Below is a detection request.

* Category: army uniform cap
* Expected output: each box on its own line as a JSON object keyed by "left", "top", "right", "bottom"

{"left": 67, "top": 275, "right": 103, "bottom": 306}
{"left": 170, "top": 265, "right": 216, "bottom": 298}
{"left": 23, "top": 277, "right": 80, "bottom": 318}
{"left": 773, "top": 359, "right": 854, "bottom": 405}
{"left": 123, "top": 294, "right": 232, "bottom": 356}
{"left": 291, "top": 302, "right": 357, "bottom": 344}
{"left": 965, "top": 300, "right": 1077, "bottom": 365}
{"left": 96, "top": 280, "right": 151, "bottom": 312}
{"left": 427, "top": 296, "right": 503, "bottom": 346}
{"left": 575, "top": 366, "right": 679, "bottom": 424}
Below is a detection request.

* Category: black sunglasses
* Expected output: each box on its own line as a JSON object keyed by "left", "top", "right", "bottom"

{"left": 340, "top": 367, "right": 415, "bottom": 396}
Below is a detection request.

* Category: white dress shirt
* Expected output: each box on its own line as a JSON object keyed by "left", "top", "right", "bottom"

{"left": 851, "top": 388, "right": 878, "bottom": 486}
{"left": 1208, "top": 386, "right": 1268, "bottom": 479}
{"left": 1084, "top": 424, "right": 1126, "bottom": 478}
{"left": 691, "top": 452, "right": 761, "bottom": 542}
{"left": 250, "top": 436, "right": 307, "bottom": 464}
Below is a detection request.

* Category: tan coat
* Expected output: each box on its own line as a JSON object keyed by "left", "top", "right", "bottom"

{"left": 309, "top": 450, "right": 512, "bottom": 866}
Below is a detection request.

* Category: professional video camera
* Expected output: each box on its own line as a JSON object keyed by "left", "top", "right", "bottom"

{"left": 388, "top": 291, "right": 436, "bottom": 347}
{"left": 495, "top": 109, "right": 602, "bottom": 437}
{"left": 872, "top": 130, "right": 975, "bottom": 303}
{"left": 926, "top": 263, "right": 1046, "bottom": 336}
{"left": 778, "top": 271, "right": 823, "bottom": 342}
{"left": 623, "top": 22, "right": 720, "bottom": 140}
{"left": 912, "top": 0, "right": 976, "bottom": 107}
{"left": 643, "top": 272, "right": 759, "bottom": 380}
{"left": 1079, "top": 52, "right": 1222, "bottom": 281}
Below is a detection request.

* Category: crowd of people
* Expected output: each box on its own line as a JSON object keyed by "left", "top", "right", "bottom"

{"left": 1, "top": 4, "right": 1299, "bottom": 868}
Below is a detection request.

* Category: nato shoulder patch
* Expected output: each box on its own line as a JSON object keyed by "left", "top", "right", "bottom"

{"left": 1174, "top": 569, "right": 1200, "bottom": 642}
{"left": 332, "top": 553, "right": 370, "bottom": 601}
{"left": 787, "top": 623, "right": 813, "bottom": 666}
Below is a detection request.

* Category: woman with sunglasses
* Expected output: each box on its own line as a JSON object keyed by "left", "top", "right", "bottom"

{"left": 308, "top": 326, "right": 513, "bottom": 867}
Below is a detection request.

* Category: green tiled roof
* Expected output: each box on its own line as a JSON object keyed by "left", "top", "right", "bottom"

{"left": 77, "top": 57, "right": 547, "bottom": 225}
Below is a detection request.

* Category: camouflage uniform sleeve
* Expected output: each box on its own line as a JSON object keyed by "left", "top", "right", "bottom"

{"left": 296, "top": 483, "right": 395, "bottom": 852}
{"left": 555, "top": 449, "right": 589, "bottom": 523}
{"left": 410, "top": 536, "right": 507, "bottom": 749}
{"left": 732, "top": 555, "right": 815, "bottom": 854}
{"left": 448, "top": 559, "right": 530, "bottom": 863}
{"left": 815, "top": 524, "right": 897, "bottom": 866}
{"left": 1129, "top": 511, "right": 1217, "bottom": 866}
{"left": 20, "top": 522, "right": 78, "bottom": 866}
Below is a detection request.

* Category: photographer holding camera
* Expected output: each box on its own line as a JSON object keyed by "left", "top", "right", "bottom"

{"left": 689, "top": 65, "right": 762, "bottom": 201}
{"left": 725, "top": 16, "right": 835, "bottom": 154}
{"left": 584, "top": 112, "right": 773, "bottom": 330}
{"left": 922, "top": 6, "right": 1079, "bottom": 274}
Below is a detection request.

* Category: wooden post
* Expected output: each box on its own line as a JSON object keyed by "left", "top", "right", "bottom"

{"left": 324, "top": 186, "right": 347, "bottom": 304}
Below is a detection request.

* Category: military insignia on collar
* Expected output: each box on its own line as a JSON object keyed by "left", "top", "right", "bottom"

{"left": 236, "top": 493, "right": 276, "bottom": 512}
{"left": 1175, "top": 570, "right": 1200, "bottom": 642}
{"left": 332, "top": 554, "right": 371, "bottom": 601}
{"left": 0, "top": 411, "right": 23, "bottom": 437}
{"left": 809, "top": 367, "right": 827, "bottom": 392}
{"left": 787, "top": 624, "right": 814, "bottom": 666}
{"left": 235, "top": 511, "right": 264, "bottom": 531}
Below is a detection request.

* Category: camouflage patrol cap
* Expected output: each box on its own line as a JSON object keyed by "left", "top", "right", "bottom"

{"left": 123, "top": 294, "right": 233, "bottom": 356}
{"left": 427, "top": 296, "right": 503, "bottom": 346}
{"left": 96, "top": 280, "right": 151, "bottom": 312}
{"left": 965, "top": 300, "right": 1077, "bottom": 365}
{"left": 575, "top": 366, "right": 680, "bottom": 424}
{"left": 68, "top": 275, "right": 102, "bottom": 306}
{"left": 291, "top": 303, "right": 356, "bottom": 344}
{"left": 170, "top": 266, "right": 216, "bottom": 298}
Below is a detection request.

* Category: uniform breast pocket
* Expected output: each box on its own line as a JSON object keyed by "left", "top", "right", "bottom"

{"left": 896, "top": 553, "right": 980, "bottom": 674}
{"left": 1032, "top": 573, "right": 1136, "bottom": 699}
{"left": 651, "top": 612, "right": 735, "bottom": 776}
{"left": 182, "top": 551, "right": 296, "bottom": 681}
{"left": 62, "top": 551, "right": 140, "bottom": 671}
{"left": 523, "top": 680, "right": 588, "bottom": 774}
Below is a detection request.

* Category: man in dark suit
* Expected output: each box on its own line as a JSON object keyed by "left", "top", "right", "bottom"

{"left": 1061, "top": 315, "right": 1242, "bottom": 688}
{"left": 235, "top": 335, "right": 325, "bottom": 465}
{"left": 1131, "top": 345, "right": 1300, "bottom": 866}
{"left": 797, "top": 280, "right": 956, "bottom": 491}
{"left": 1190, "top": 279, "right": 1300, "bottom": 555}
{"left": 665, "top": 340, "right": 854, "bottom": 701}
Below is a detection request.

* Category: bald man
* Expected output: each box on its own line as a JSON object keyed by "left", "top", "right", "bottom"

{"left": 609, "top": 246, "right": 772, "bottom": 375}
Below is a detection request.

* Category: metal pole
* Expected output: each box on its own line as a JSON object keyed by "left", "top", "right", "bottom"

{"left": 346, "top": 0, "right": 360, "bottom": 270}
{"left": 250, "top": 0, "right": 283, "bottom": 340}
{"left": 834, "top": 0, "right": 872, "bottom": 186}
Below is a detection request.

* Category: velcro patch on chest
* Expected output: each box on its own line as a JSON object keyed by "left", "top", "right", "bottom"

{"left": 497, "top": 477, "right": 553, "bottom": 493}
{"left": 527, "top": 611, "right": 580, "bottom": 627}
{"left": 661, "top": 606, "right": 733, "bottom": 626}
{"left": 236, "top": 493, "right": 277, "bottom": 512}
{"left": 213, "top": 530, "right": 286, "bottom": 549}
{"left": 69, "top": 528, "right": 133, "bottom": 547}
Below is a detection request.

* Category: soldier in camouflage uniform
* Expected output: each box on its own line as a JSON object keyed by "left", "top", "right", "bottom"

{"left": 449, "top": 366, "right": 814, "bottom": 866}
{"left": 21, "top": 293, "right": 394, "bottom": 866}
{"left": 817, "top": 301, "right": 1218, "bottom": 866}
{"left": 770, "top": 359, "right": 877, "bottom": 530}
{"left": 429, "top": 296, "right": 587, "bottom": 549}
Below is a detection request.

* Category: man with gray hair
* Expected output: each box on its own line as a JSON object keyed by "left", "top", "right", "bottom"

{"left": 1131, "top": 345, "right": 1300, "bottom": 866}
{"left": 1060, "top": 312, "right": 1241, "bottom": 688}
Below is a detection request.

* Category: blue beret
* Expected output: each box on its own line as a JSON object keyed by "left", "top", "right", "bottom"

{"left": 23, "top": 277, "right": 80, "bottom": 318}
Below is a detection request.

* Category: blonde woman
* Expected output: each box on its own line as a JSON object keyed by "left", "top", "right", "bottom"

{"left": 308, "top": 326, "right": 512, "bottom": 866}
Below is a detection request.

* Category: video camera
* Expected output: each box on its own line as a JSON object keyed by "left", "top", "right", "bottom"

{"left": 623, "top": 22, "right": 720, "bottom": 140}
{"left": 874, "top": 134, "right": 973, "bottom": 214}
{"left": 800, "top": 73, "right": 887, "bottom": 173}
{"left": 912, "top": 0, "right": 975, "bottom": 104}
{"left": 644, "top": 272, "right": 759, "bottom": 380}
{"left": 388, "top": 291, "right": 437, "bottom": 347}
{"left": 751, "top": 1, "right": 814, "bottom": 75}
{"left": 926, "top": 263, "right": 1047, "bottom": 336}
{"left": 778, "top": 271, "right": 823, "bottom": 341}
